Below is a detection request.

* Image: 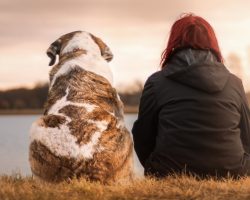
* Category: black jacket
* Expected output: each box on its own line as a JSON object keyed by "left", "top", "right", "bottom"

{"left": 132, "top": 48, "right": 250, "bottom": 177}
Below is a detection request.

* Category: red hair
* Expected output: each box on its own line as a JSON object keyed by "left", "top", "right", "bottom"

{"left": 161, "top": 14, "right": 223, "bottom": 68}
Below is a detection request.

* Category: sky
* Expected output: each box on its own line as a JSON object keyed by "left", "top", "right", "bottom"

{"left": 0, "top": 0, "right": 250, "bottom": 91}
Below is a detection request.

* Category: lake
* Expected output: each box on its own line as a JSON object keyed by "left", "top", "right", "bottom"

{"left": 0, "top": 114, "right": 142, "bottom": 176}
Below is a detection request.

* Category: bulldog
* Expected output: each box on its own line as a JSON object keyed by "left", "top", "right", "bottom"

{"left": 29, "top": 31, "right": 134, "bottom": 183}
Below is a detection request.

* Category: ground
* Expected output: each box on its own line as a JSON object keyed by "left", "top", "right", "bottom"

{"left": 1, "top": 174, "right": 250, "bottom": 200}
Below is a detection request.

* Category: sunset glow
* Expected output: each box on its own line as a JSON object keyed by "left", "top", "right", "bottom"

{"left": 0, "top": 0, "right": 250, "bottom": 91}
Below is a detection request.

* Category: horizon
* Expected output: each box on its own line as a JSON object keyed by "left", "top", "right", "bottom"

{"left": 0, "top": 0, "right": 250, "bottom": 91}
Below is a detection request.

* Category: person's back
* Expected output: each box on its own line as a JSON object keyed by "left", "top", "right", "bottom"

{"left": 132, "top": 14, "right": 250, "bottom": 178}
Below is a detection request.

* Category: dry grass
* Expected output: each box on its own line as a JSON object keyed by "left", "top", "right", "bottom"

{"left": 1, "top": 174, "right": 250, "bottom": 200}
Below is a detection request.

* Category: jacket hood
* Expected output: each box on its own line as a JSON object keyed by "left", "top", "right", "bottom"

{"left": 162, "top": 48, "right": 230, "bottom": 93}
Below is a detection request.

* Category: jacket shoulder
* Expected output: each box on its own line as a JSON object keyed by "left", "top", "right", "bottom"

{"left": 228, "top": 73, "right": 242, "bottom": 84}
{"left": 146, "top": 70, "right": 164, "bottom": 84}
{"left": 227, "top": 73, "right": 245, "bottom": 92}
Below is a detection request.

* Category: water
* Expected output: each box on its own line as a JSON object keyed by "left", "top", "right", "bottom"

{"left": 0, "top": 114, "right": 141, "bottom": 176}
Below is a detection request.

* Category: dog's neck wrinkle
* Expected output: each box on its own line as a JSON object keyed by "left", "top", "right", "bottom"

{"left": 50, "top": 53, "right": 113, "bottom": 89}
{"left": 59, "top": 49, "right": 87, "bottom": 64}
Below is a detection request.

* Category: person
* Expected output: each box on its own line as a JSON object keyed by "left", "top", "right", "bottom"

{"left": 132, "top": 14, "right": 250, "bottom": 178}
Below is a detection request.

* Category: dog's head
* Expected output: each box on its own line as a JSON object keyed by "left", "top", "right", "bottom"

{"left": 46, "top": 31, "right": 113, "bottom": 66}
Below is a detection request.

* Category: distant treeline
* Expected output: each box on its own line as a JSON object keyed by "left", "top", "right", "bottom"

{"left": 0, "top": 83, "right": 142, "bottom": 110}
{"left": 0, "top": 83, "right": 250, "bottom": 110}
{"left": 0, "top": 83, "right": 48, "bottom": 109}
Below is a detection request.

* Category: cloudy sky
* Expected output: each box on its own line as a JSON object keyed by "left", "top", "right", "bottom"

{"left": 1, "top": 0, "right": 250, "bottom": 91}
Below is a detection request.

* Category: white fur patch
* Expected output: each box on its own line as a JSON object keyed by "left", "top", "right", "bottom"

{"left": 116, "top": 120, "right": 125, "bottom": 129}
{"left": 61, "top": 32, "right": 100, "bottom": 55}
{"left": 48, "top": 87, "right": 96, "bottom": 117}
{"left": 30, "top": 87, "right": 108, "bottom": 160}
{"left": 77, "top": 120, "right": 108, "bottom": 158}
{"left": 83, "top": 103, "right": 97, "bottom": 113}
{"left": 50, "top": 32, "right": 113, "bottom": 88}
{"left": 88, "top": 120, "right": 108, "bottom": 132}
{"left": 30, "top": 120, "right": 107, "bottom": 160}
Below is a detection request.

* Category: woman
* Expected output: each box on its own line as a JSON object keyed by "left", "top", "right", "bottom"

{"left": 132, "top": 14, "right": 250, "bottom": 178}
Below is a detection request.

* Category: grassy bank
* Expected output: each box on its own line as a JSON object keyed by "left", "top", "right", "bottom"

{"left": 1, "top": 175, "right": 250, "bottom": 200}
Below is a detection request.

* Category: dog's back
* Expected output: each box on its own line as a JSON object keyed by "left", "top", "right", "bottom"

{"left": 29, "top": 31, "right": 134, "bottom": 183}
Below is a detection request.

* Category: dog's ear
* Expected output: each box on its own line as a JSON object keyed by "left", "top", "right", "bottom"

{"left": 46, "top": 40, "right": 62, "bottom": 66}
{"left": 90, "top": 33, "right": 113, "bottom": 62}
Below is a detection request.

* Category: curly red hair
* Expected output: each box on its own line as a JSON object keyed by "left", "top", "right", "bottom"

{"left": 161, "top": 14, "right": 223, "bottom": 68}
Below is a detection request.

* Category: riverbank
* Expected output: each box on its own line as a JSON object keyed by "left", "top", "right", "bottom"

{"left": 0, "top": 175, "right": 250, "bottom": 200}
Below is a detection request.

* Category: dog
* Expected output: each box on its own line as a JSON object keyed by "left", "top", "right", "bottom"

{"left": 29, "top": 31, "right": 134, "bottom": 183}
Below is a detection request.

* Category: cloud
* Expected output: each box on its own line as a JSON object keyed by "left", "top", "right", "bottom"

{"left": 0, "top": 0, "right": 189, "bottom": 46}
{"left": 3, "top": 1, "right": 250, "bottom": 41}
{"left": 1, "top": 0, "right": 249, "bottom": 47}
{"left": 0, "top": 0, "right": 250, "bottom": 90}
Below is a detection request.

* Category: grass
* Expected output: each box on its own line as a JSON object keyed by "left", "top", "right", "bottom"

{"left": 1, "top": 174, "right": 250, "bottom": 200}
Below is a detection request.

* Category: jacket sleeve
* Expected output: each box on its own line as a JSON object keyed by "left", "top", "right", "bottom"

{"left": 132, "top": 78, "right": 158, "bottom": 167}
{"left": 239, "top": 83, "right": 250, "bottom": 153}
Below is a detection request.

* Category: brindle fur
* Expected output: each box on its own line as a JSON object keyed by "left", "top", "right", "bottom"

{"left": 42, "top": 115, "right": 66, "bottom": 128}
{"left": 29, "top": 31, "right": 133, "bottom": 184}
